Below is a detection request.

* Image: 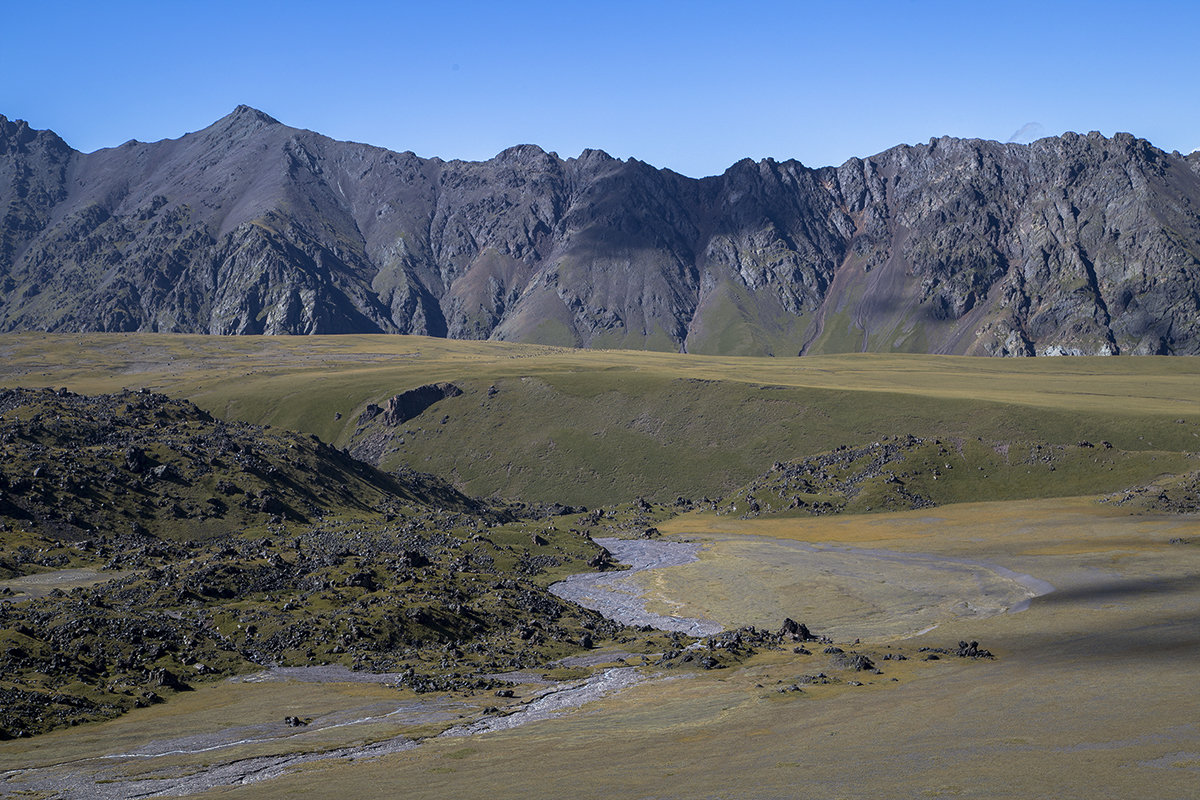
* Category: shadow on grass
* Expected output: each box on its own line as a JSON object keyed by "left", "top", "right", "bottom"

{"left": 1033, "top": 573, "right": 1200, "bottom": 604}
{"left": 1004, "top": 572, "right": 1200, "bottom": 664}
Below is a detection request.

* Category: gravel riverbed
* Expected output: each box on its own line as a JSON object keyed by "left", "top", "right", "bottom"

{"left": 0, "top": 666, "right": 652, "bottom": 798}
{"left": 549, "top": 538, "right": 725, "bottom": 636}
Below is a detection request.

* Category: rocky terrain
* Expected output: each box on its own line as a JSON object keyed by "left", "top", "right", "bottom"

{"left": 0, "top": 386, "right": 486, "bottom": 547}
{"left": 715, "top": 435, "right": 1194, "bottom": 518}
{"left": 0, "top": 388, "right": 677, "bottom": 739}
{"left": 1102, "top": 468, "right": 1200, "bottom": 514}
{"left": 0, "top": 386, "right": 1049, "bottom": 741}
{"left": 2, "top": 108, "right": 1199, "bottom": 355}
{"left": 0, "top": 381, "right": 1193, "bottom": 742}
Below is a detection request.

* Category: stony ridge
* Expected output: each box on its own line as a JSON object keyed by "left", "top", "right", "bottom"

{"left": 1, "top": 107, "right": 1198, "bottom": 355}
{"left": 716, "top": 435, "right": 1197, "bottom": 518}
{"left": 0, "top": 385, "right": 487, "bottom": 549}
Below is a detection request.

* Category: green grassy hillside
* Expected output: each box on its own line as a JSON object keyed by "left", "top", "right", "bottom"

{"left": 716, "top": 435, "right": 1197, "bottom": 518}
{"left": 0, "top": 334, "right": 1196, "bottom": 506}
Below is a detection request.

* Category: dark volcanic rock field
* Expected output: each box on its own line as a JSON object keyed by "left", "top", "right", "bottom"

{"left": 0, "top": 387, "right": 662, "bottom": 738}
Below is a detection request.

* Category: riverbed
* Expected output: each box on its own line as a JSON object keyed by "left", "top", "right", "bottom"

{"left": 550, "top": 538, "right": 724, "bottom": 635}
{"left": 0, "top": 665, "right": 652, "bottom": 799}
{"left": 551, "top": 533, "right": 1054, "bottom": 641}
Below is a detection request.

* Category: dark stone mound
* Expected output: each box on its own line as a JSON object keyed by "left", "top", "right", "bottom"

{"left": 831, "top": 653, "right": 876, "bottom": 671}
{"left": 954, "top": 640, "right": 993, "bottom": 659}
{"left": 382, "top": 383, "right": 463, "bottom": 426}
{"left": 779, "top": 618, "right": 817, "bottom": 641}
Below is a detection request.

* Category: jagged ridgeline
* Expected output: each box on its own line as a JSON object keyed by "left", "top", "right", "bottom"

{"left": 0, "top": 387, "right": 648, "bottom": 739}
{"left": 2, "top": 108, "right": 1199, "bottom": 355}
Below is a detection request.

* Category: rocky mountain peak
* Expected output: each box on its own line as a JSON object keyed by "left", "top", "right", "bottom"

{"left": 0, "top": 115, "right": 73, "bottom": 157}
{"left": 205, "top": 105, "right": 283, "bottom": 139}
{"left": 229, "top": 104, "right": 281, "bottom": 125}
{"left": 573, "top": 148, "right": 616, "bottom": 164}
{"left": 493, "top": 143, "right": 559, "bottom": 169}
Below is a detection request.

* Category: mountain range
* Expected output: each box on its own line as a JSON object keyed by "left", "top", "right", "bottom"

{"left": 2, "top": 106, "right": 1198, "bottom": 355}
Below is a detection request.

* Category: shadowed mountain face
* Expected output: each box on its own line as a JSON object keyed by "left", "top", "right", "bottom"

{"left": 2, "top": 106, "right": 1199, "bottom": 355}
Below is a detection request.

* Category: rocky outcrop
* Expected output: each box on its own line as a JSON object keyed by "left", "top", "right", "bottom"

{"left": 1, "top": 107, "right": 1198, "bottom": 355}
{"left": 0, "top": 386, "right": 482, "bottom": 542}
{"left": 381, "top": 383, "right": 462, "bottom": 426}
{"left": 1102, "top": 468, "right": 1200, "bottom": 514}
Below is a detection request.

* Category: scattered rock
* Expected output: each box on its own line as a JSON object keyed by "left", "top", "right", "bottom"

{"left": 124, "top": 446, "right": 149, "bottom": 472}
{"left": 954, "top": 640, "right": 993, "bottom": 659}
{"left": 832, "top": 653, "right": 876, "bottom": 672}
{"left": 780, "top": 618, "right": 817, "bottom": 641}
{"left": 151, "top": 463, "right": 179, "bottom": 481}
{"left": 149, "top": 668, "right": 188, "bottom": 690}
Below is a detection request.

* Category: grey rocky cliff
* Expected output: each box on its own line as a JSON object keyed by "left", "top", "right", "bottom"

{"left": 1, "top": 107, "right": 1197, "bottom": 355}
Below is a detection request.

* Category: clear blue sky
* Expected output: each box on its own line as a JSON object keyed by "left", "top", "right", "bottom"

{"left": 4, "top": 0, "right": 1198, "bottom": 177}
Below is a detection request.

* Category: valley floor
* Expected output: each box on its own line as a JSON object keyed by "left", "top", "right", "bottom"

{"left": 3, "top": 496, "right": 1197, "bottom": 799}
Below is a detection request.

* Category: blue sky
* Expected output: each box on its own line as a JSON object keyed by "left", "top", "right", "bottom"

{"left": 4, "top": 0, "right": 1198, "bottom": 177}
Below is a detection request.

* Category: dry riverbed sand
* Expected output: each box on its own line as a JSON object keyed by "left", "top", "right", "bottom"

{"left": 0, "top": 568, "right": 130, "bottom": 602}
{"left": 1, "top": 496, "right": 1197, "bottom": 799}
{"left": 549, "top": 538, "right": 724, "bottom": 636}
{"left": 0, "top": 662, "right": 655, "bottom": 798}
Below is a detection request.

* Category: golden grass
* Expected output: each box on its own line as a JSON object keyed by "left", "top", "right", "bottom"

{"left": 661, "top": 496, "right": 1197, "bottom": 555}
{"left": 0, "top": 677, "right": 477, "bottom": 775}
{"left": 3, "top": 335, "right": 1199, "bottom": 797}
{"left": 2, "top": 333, "right": 1197, "bottom": 418}
{"left": 158, "top": 496, "right": 1198, "bottom": 800}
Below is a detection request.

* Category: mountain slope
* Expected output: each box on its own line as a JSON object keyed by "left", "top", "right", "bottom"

{"left": 1, "top": 108, "right": 1198, "bottom": 355}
